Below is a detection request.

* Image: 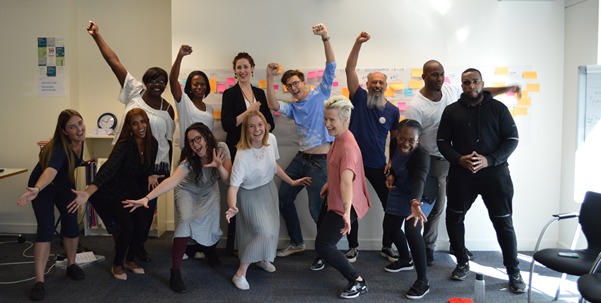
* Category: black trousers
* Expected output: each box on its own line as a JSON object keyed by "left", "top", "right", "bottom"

{"left": 445, "top": 173, "right": 520, "bottom": 275}
{"left": 105, "top": 199, "right": 148, "bottom": 266}
{"left": 383, "top": 213, "right": 428, "bottom": 281}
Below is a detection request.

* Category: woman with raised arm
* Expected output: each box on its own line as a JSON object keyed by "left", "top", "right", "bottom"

{"left": 225, "top": 110, "right": 309, "bottom": 290}
{"left": 87, "top": 21, "right": 175, "bottom": 261}
{"left": 124, "top": 122, "right": 231, "bottom": 294}
{"left": 18, "top": 109, "right": 86, "bottom": 301}
{"left": 70, "top": 108, "right": 162, "bottom": 281}
{"left": 170, "top": 44, "right": 215, "bottom": 148}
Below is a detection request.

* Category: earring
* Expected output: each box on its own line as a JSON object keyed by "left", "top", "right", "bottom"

{"left": 251, "top": 71, "right": 254, "bottom": 78}
{"left": 234, "top": 74, "right": 238, "bottom": 80}
{"left": 130, "top": 131, "right": 133, "bottom": 136}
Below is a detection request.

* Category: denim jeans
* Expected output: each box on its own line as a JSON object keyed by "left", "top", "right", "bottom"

{"left": 279, "top": 152, "right": 328, "bottom": 245}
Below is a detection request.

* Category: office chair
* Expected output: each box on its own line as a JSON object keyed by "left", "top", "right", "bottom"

{"left": 577, "top": 253, "right": 601, "bottom": 303}
{"left": 527, "top": 191, "right": 601, "bottom": 303}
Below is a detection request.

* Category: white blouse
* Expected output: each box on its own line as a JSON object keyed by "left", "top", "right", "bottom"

{"left": 230, "top": 133, "right": 279, "bottom": 190}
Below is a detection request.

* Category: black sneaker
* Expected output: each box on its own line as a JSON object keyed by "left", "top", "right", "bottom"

{"left": 340, "top": 279, "right": 368, "bottom": 299}
{"left": 29, "top": 281, "right": 45, "bottom": 301}
{"left": 207, "top": 252, "right": 221, "bottom": 268}
{"left": 384, "top": 259, "right": 414, "bottom": 273}
{"left": 310, "top": 257, "right": 325, "bottom": 271}
{"left": 381, "top": 247, "right": 399, "bottom": 262}
{"left": 66, "top": 264, "right": 85, "bottom": 280}
{"left": 169, "top": 269, "right": 187, "bottom": 294}
{"left": 426, "top": 248, "right": 434, "bottom": 266}
{"left": 451, "top": 262, "right": 470, "bottom": 280}
{"left": 406, "top": 279, "right": 430, "bottom": 299}
{"left": 509, "top": 273, "right": 526, "bottom": 293}
{"left": 345, "top": 248, "right": 358, "bottom": 263}
{"left": 449, "top": 246, "right": 474, "bottom": 261}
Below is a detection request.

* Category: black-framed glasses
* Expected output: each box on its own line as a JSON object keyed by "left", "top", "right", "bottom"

{"left": 188, "top": 136, "right": 203, "bottom": 145}
{"left": 285, "top": 81, "right": 301, "bottom": 90}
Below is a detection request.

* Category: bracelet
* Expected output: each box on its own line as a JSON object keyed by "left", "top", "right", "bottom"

{"left": 35, "top": 186, "right": 41, "bottom": 193}
{"left": 410, "top": 199, "right": 420, "bottom": 206}
{"left": 322, "top": 36, "right": 330, "bottom": 42}
{"left": 145, "top": 196, "right": 150, "bottom": 202}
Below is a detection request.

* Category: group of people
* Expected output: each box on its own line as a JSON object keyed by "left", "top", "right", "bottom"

{"left": 17, "top": 21, "right": 526, "bottom": 301}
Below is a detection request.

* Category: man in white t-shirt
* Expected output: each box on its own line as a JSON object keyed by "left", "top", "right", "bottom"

{"left": 405, "top": 60, "right": 520, "bottom": 266}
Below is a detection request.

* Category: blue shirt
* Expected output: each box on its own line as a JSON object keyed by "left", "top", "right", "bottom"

{"left": 277, "top": 62, "right": 336, "bottom": 151}
{"left": 348, "top": 87, "right": 400, "bottom": 169}
{"left": 28, "top": 142, "right": 85, "bottom": 188}
{"left": 385, "top": 148, "right": 414, "bottom": 216}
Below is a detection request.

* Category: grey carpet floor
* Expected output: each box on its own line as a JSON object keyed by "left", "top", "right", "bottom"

{"left": 0, "top": 233, "right": 583, "bottom": 302}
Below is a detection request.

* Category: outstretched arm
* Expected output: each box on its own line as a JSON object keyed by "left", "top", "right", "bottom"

{"left": 17, "top": 167, "right": 57, "bottom": 207}
{"left": 485, "top": 85, "right": 522, "bottom": 99}
{"left": 265, "top": 63, "right": 280, "bottom": 111}
{"left": 346, "top": 31, "right": 370, "bottom": 98}
{"left": 313, "top": 23, "right": 335, "bottom": 64}
{"left": 123, "top": 167, "right": 187, "bottom": 211}
{"left": 276, "top": 163, "right": 312, "bottom": 188}
{"left": 87, "top": 21, "right": 127, "bottom": 87}
{"left": 170, "top": 45, "right": 193, "bottom": 103}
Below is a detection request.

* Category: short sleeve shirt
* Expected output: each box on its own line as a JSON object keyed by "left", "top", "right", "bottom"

{"left": 230, "top": 134, "right": 280, "bottom": 190}
{"left": 175, "top": 93, "right": 214, "bottom": 149}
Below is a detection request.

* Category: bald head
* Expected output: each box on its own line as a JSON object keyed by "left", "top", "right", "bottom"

{"left": 421, "top": 60, "right": 445, "bottom": 93}
{"left": 423, "top": 60, "right": 443, "bottom": 75}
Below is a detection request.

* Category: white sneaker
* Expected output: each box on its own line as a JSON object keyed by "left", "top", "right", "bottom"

{"left": 194, "top": 252, "right": 205, "bottom": 259}
{"left": 232, "top": 275, "right": 249, "bottom": 290}
{"left": 182, "top": 253, "right": 189, "bottom": 260}
{"left": 276, "top": 243, "right": 306, "bottom": 257}
{"left": 256, "top": 261, "right": 276, "bottom": 272}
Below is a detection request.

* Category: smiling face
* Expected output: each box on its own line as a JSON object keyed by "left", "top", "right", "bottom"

{"left": 324, "top": 108, "right": 347, "bottom": 139}
{"left": 397, "top": 126, "right": 419, "bottom": 156}
{"left": 62, "top": 115, "right": 86, "bottom": 144}
{"left": 247, "top": 115, "right": 266, "bottom": 147}
{"left": 190, "top": 75, "right": 207, "bottom": 98}
{"left": 187, "top": 129, "right": 207, "bottom": 158}
{"left": 366, "top": 72, "right": 387, "bottom": 96}
{"left": 285, "top": 75, "right": 308, "bottom": 101}
{"left": 234, "top": 58, "right": 254, "bottom": 83}
{"left": 129, "top": 114, "right": 147, "bottom": 140}
{"left": 146, "top": 75, "right": 167, "bottom": 98}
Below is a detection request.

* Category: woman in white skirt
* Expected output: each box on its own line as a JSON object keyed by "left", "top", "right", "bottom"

{"left": 124, "top": 122, "right": 231, "bottom": 294}
{"left": 225, "top": 110, "right": 311, "bottom": 290}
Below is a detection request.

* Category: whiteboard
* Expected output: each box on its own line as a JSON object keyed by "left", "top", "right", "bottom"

{"left": 577, "top": 65, "right": 601, "bottom": 147}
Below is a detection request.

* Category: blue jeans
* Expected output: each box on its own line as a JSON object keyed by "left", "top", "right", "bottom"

{"left": 279, "top": 152, "right": 328, "bottom": 245}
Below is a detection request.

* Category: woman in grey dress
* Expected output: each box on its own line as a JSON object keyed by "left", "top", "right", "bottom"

{"left": 124, "top": 122, "right": 231, "bottom": 294}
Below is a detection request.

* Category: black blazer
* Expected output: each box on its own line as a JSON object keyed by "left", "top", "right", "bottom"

{"left": 390, "top": 140, "right": 438, "bottom": 204}
{"left": 221, "top": 83, "right": 275, "bottom": 157}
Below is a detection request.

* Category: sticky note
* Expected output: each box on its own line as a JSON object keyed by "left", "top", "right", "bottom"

{"left": 291, "top": 99, "right": 298, "bottom": 102}
{"left": 284, "top": 85, "right": 288, "bottom": 92}
{"left": 310, "top": 85, "right": 316, "bottom": 91}
{"left": 509, "top": 109, "right": 516, "bottom": 118}
{"left": 409, "top": 80, "right": 424, "bottom": 89}
{"left": 341, "top": 87, "right": 349, "bottom": 98}
{"left": 519, "top": 91, "right": 529, "bottom": 99}
{"left": 226, "top": 77, "right": 235, "bottom": 86}
{"left": 411, "top": 69, "right": 423, "bottom": 78}
{"left": 258, "top": 80, "right": 268, "bottom": 89}
{"left": 518, "top": 97, "right": 531, "bottom": 106}
{"left": 274, "top": 85, "right": 279, "bottom": 90}
{"left": 390, "top": 82, "right": 404, "bottom": 91}
{"left": 333, "top": 82, "right": 339, "bottom": 87}
{"left": 514, "top": 107, "right": 528, "bottom": 115}
{"left": 317, "top": 70, "right": 324, "bottom": 77}
{"left": 404, "top": 89, "right": 413, "bottom": 97}
{"left": 278, "top": 65, "right": 282, "bottom": 73}
{"left": 444, "top": 77, "right": 451, "bottom": 84}
{"left": 182, "top": 79, "right": 187, "bottom": 87}
{"left": 505, "top": 91, "right": 515, "bottom": 97}
{"left": 180, "top": 83, "right": 183, "bottom": 91}
{"left": 523, "top": 71, "right": 537, "bottom": 79}
{"left": 384, "top": 88, "right": 395, "bottom": 97}
{"left": 213, "top": 110, "right": 221, "bottom": 119}
{"left": 397, "top": 102, "right": 407, "bottom": 111}
{"left": 360, "top": 84, "right": 364, "bottom": 88}
{"left": 495, "top": 67, "right": 509, "bottom": 75}
{"left": 274, "top": 112, "right": 281, "bottom": 116}
{"left": 491, "top": 82, "right": 505, "bottom": 87}
{"left": 209, "top": 79, "right": 217, "bottom": 93}
{"left": 308, "top": 71, "right": 316, "bottom": 79}
{"left": 526, "top": 83, "right": 540, "bottom": 92}
{"left": 217, "top": 84, "right": 226, "bottom": 93}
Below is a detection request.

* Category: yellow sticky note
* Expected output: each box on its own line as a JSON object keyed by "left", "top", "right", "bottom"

{"left": 341, "top": 87, "right": 349, "bottom": 99}
{"left": 492, "top": 82, "right": 505, "bottom": 88}
{"left": 523, "top": 71, "right": 537, "bottom": 79}
{"left": 509, "top": 109, "right": 516, "bottom": 118}
{"left": 518, "top": 97, "right": 531, "bottom": 106}
{"left": 409, "top": 80, "right": 424, "bottom": 89}
{"left": 278, "top": 65, "right": 282, "bottom": 73}
{"left": 258, "top": 80, "right": 268, "bottom": 89}
{"left": 284, "top": 85, "right": 288, "bottom": 92}
{"left": 310, "top": 85, "right": 316, "bottom": 91}
{"left": 213, "top": 110, "right": 221, "bottom": 119}
{"left": 526, "top": 83, "right": 540, "bottom": 92}
{"left": 518, "top": 91, "right": 528, "bottom": 99}
{"left": 495, "top": 67, "right": 509, "bottom": 75}
{"left": 384, "top": 88, "right": 395, "bottom": 97}
{"left": 390, "top": 82, "right": 404, "bottom": 91}
{"left": 514, "top": 107, "right": 528, "bottom": 116}
{"left": 209, "top": 79, "right": 217, "bottom": 93}
{"left": 411, "top": 69, "right": 423, "bottom": 78}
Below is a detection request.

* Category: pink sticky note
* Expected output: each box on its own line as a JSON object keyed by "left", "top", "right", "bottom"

{"left": 308, "top": 71, "right": 317, "bottom": 79}
{"left": 317, "top": 70, "right": 324, "bottom": 77}
{"left": 333, "top": 82, "right": 339, "bottom": 87}
{"left": 274, "top": 112, "right": 281, "bottom": 116}
{"left": 217, "top": 84, "right": 226, "bottom": 93}
{"left": 274, "top": 85, "right": 279, "bottom": 90}
{"left": 505, "top": 91, "right": 515, "bottom": 97}
{"left": 180, "top": 83, "right": 183, "bottom": 90}
{"left": 397, "top": 102, "right": 407, "bottom": 111}
{"left": 360, "top": 84, "right": 364, "bottom": 88}
{"left": 226, "top": 77, "right": 235, "bottom": 86}
{"left": 444, "top": 77, "right": 451, "bottom": 84}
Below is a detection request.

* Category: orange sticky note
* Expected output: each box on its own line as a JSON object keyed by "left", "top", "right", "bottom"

{"left": 384, "top": 88, "right": 395, "bottom": 97}
{"left": 213, "top": 110, "right": 221, "bottom": 119}
{"left": 341, "top": 87, "right": 349, "bottom": 98}
{"left": 495, "top": 67, "right": 509, "bottom": 75}
{"left": 523, "top": 71, "right": 537, "bottom": 79}
{"left": 519, "top": 91, "right": 529, "bottom": 99}
{"left": 526, "top": 83, "right": 540, "bottom": 92}
{"left": 390, "top": 82, "right": 404, "bottom": 91}
{"left": 518, "top": 97, "right": 531, "bottom": 106}
{"left": 514, "top": 107, "right": 528, "bottom": 116}
{"left": 209, "top": 79, "right": 217, "bottom": 93}
{"left": 491, "top": 82, "right": 505, "bottom": 88}
{"left": 258, "top": 80, "right": 267, "bottom": 89}
{"left": 509, "top": 109, "right": 516, "bottom": 118}
{"left": 409, "top": 80, "right": 424, "bottom": 89}
{"left": 284, "top": 85, "right": 288, "bottom": 92}
{"left": 411, "top": 69, "right": 423, "bottom": 78}
{"left": 278, "top": 65, "right": 282, "bottom": 73}
{"left": 310, "top": 84, "right": 316, "bottom": 91}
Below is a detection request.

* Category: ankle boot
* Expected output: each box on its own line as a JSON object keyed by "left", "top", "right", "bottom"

{"left": 169, "top": 269, "right": 187, "bottom": 293}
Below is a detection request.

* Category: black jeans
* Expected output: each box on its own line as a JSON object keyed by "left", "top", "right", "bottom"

{"left": 383, "top": 213, "right": 427, "bottom": 281}
{"left": 347, "top": 165, "right": 392, "bottom": 248}
{"left": 315, "top": 205, "right": 359, "bottom": 283}
{"left": 105, "top": 199, "right": 148, "bottom": 266}
{"left": 445, "top": 173, "right": 520, "bottom": 275}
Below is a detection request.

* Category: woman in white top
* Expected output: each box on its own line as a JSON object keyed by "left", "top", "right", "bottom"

{"left": 225, "top": 110, "right": 310, "bottom": 290}
{"left": 169, "top": 44, "right": 215, "bottom": 149}
{"left": 87, "top": 21, "right": 175, "bottom": 261}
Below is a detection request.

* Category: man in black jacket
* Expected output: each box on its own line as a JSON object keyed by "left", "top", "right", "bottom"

{"left": 436, "top": 68, "right": 526, "bottom": 293}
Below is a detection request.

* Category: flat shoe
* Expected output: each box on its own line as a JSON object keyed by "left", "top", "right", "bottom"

{"left": 232, "top": 275, "right": 249, "bottom": 290}
{"left": 256, "top": 261, "right": 276, "bottom": 272}
{"left": 111, "top": 267, "right": 127, "bottom": 280}
{"left": 124, "top": 263, "right": 145, "bottom": 274}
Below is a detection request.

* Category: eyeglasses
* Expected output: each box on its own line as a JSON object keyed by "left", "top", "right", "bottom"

{"left": 285, "top": 81, "right": 301, "bottom": 90}
{"left": 150, "top": 79, "right": 165, "bottom": 85}
{"left": 188, "top": 136, "right": 203, "bottom": 145}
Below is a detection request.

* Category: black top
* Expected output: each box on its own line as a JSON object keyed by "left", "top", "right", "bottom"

{"left": 437, "top": 90, "right": 519, "bottom": 178}
{"left": 28, "top": 142, "right": 85, "bottom": 188}
{"left": 390, "top": 141, "right": 438, "bottom": 203}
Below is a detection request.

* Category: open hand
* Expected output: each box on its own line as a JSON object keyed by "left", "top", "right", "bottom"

{"left": 123, "top": 197, "right": 150, "bottom": 213}
{"left": 320, "top": 182, "right": 328, "bottom": 199}
{"left": 292, "top": 177, "right": 312, "bottom": 187}
{"left": 225, "top": 207, "right": 238, "bottom": 223}
{"left": 204, "top": 148, "right": 226, "bottom": 168}
{"left": 17, "top": 187, "right": 40, "bottom": 207}
{"left": 67, "top": 189, "right": 88, "bottom": 214}
{"left": 148, "top": 174, "right": 165, "bottom": 191}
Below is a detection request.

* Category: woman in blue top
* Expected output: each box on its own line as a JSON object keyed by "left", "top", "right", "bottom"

{"left": 18, "top": 109, "right": 87, "bottom": 301}
{"left": 383, "top": 119, "right": 438, "bottom": 300}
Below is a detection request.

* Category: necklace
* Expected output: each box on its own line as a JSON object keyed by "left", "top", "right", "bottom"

{"left": 241, "top": 87, "right": 255, "bottom": 105}
{"left": 252, "top": 146, "right": 265, "bottom": 161}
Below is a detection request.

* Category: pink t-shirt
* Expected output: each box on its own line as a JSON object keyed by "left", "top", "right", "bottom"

{"left": 326, "top": 130, "right": 371, "bottom": 219}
